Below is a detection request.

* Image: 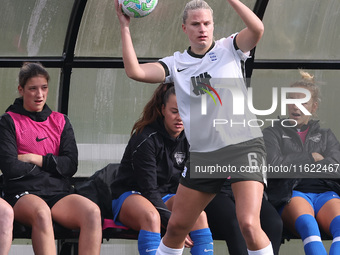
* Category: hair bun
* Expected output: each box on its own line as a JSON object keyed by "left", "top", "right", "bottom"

{"left": 299, "top": 70, "right": 314, "bottom": 82}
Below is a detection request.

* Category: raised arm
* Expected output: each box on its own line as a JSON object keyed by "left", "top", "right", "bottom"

{"left": 227, "top": 0, "right": 264, "bottom": 52}
{"left": 114, "top": 0, "right": 165, "bottom": 83}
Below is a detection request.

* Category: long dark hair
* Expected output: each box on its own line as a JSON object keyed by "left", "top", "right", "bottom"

{"left": 131, "top": 83, "right": 175, "bottom": 135}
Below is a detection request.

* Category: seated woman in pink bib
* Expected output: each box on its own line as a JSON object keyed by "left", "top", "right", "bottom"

{"left": 0, "top": 62, "right": 102, "bottom": 255}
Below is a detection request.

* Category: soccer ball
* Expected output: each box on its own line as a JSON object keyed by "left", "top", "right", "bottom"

{"left": 119, "top": 0, "right": 158, "bottom": 18}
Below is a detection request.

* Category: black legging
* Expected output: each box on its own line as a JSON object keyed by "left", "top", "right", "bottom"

{"left": 204, "top": 192, "right": 282, "bottom": 255}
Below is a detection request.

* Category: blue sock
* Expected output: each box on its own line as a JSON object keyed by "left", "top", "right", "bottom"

{"left": 295, "top": 214, "right": 327, "bottom": 255}
{"left": 190, "top": 228, "right": 214, "bottom": 255}
{"left": 138, "top": 230, "right": 161, "bottom": 255}
{"left": 330, "top": 215, "right": 340, "bottom": 255}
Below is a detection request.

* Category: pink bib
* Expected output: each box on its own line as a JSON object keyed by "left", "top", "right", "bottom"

{"left": 8, "top": 111, "right": 65, "bottom": 156}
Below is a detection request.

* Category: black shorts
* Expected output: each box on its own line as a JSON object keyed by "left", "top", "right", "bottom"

{"left": 180, "top": 137, "right": 267, "bottom": 194}
{"left": 5, "top": 191, "right": 71, "bottom": 208}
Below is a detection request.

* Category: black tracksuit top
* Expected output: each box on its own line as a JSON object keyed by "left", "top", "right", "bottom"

{"left": 263, "top": 119, "right": 340, "bottom": 209}
{"left": 0, "top": 98, "right": 78, "bottom": 200}
{"left": 110, "top": 118, "right": 189, "bottom": 227}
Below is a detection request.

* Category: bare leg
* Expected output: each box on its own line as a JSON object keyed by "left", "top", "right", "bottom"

{"left": 281, "top": 196, "right": 314, "bottom": 236}
{"left": 52, "top": 194, "right": 102, "bottom": 255}
{"left": 316, "top": 198, "right": 340, "bottom": 235}
{"left": 0, "top": 198, "right": 13, "bottom": 255}
{"left": 14, "top": 195, "right": 56, "bottom": 255}
{"left": 165, "top": 195, "right": 209, "bottom": 232}
{"left": 317, "top": 198, "right": 340, "bottom": 254}
{"left": 282, "top": 195, "right": 328, "bottom": 254}
{"left": 162, "top": 184, "right": 215, "bottom": 249}
{"left": 119, "top": 194, "right": 161, "bottom": 232}
{"left": 232, "top": 181, "right": 270, "bottom": 251}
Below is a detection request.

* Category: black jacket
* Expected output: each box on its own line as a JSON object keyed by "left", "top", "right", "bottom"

{"left": 110, "top": 118, "right": 188, "bottom": 228}
{"left": 76, "top": 119, "right": 188, "bottom": 226}
{"left": 0, "top": 98, "right": 78, "bottom": 200}
{"left": 263, "top": 119, "right": 340, "bottom": 209}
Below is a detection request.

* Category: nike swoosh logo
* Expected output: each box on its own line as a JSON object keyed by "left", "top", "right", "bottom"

{"left": 177, "top": 67, "right": 188, "bottom": 72}
{"left": 146, "top": 248, "right": 158, "bottom": 252}
{"left": 36, "top": 136, "right": 48, "bottom": 142}
{"left": 282, "top": 135, "right": 291, "bottom": 139}
{"left": 204, "top": 249, "right": 213, "bottom": 252}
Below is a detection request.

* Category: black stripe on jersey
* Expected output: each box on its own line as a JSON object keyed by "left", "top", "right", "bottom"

{"left": 241, "top": 59, "right": 246, "bottom": 80}
{"left": 158, "top": 61, "right": 169, "bottom": 77}
{"left": 187, "top": 42, "right": 216, "bottom": 58}
{"left": 233, "top": 34, "right": 246, "bottom": 80}
{"left": 233, "top": 34, "right": 239, "bottom": 50}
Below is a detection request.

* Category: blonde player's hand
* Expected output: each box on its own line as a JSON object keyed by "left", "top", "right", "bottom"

{"left": 114, "top": 0, "right": 130, "bottom": 26}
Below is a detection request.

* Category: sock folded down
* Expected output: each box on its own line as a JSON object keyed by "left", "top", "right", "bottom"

{"left": 247, "top": 242, "right": 273, "bottom": 255}
{"left": 155, "top": 239, "right": 184, "bottom": 255}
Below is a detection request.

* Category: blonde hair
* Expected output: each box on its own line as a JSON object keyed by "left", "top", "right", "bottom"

{"left": 290, "top": 70, "right": 321, "bottom": 104}
{"left": 182, "top": 0, "right": 213, "bottom": 24}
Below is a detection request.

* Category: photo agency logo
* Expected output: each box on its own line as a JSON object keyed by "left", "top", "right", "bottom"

{"left": 191, "top": 73, "right": 222, "bottom": 112}
{"left": 189, "top": 76, "right": 340, "bottom": 180}
{"left": 189, "top": 76, "right": 315, "bottom": 179}
{"left": 191, "top": 76, "right": 312, "bottom": 128}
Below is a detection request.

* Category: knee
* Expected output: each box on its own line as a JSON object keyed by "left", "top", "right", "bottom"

{"left": 167, "top": 216, "right": 191, "bottom": 236}
{"left": 295, "top": 214, "right": 319, "bottom": 237}
{"left": 141, "top": 209, "right": 161, "bottom": 230}
{"left": 0, "top": 205, "right": 14, "bottom": 229}
{"left": 238, "top": 216, "right": 260, "bottom": 240}
{"left": 84, "top": 203, "right": 102, "bottom": 227}
{"left": 87, "top": 203, "right": 101, "bottom": 219}
{"left": 33, "top": 207, "right": 53, "bottom": 229}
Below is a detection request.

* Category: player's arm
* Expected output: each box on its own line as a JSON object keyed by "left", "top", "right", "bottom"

{"left": 115, "top": 0, "right": 165, "bottom": 83}
{"left": 18, "top": 154, "right": 43, "bottom": 167}
{"left": 227, "top": 0, "right": 264, "bottom": 52}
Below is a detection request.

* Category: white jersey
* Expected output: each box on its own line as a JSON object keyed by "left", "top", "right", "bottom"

{"left": 160, "top": 34, "right": 262, "bottom": 153}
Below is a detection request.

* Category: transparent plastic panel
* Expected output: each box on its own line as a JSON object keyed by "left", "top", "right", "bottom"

{"left": 0, "top": 68, "right": 60, "bottom": 113}
{"left": 0, "top": 0, "right": 74, "bottom": 56}
{"left": 257, "top": 0, "right": 340, "bottom": 59}
{"left": 68, "top": 68, "right": 158, "bottom": 176}
{"left": 250, "top": 69, "right": 340, "bottom": 140}
{"left": 75, "top": 0, "right": 254, "bottom": 57}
